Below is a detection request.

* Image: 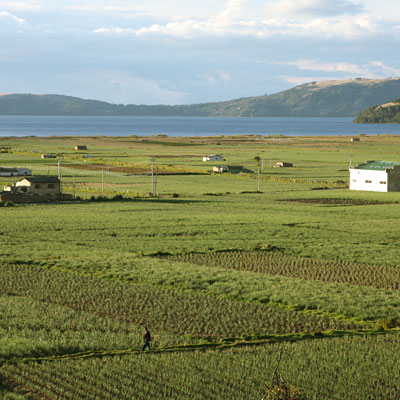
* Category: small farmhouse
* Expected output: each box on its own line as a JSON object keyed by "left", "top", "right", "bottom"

{"left": 1, "top": 176, "right": 73, "bottom": 203}
{"left": 13, "top": 176, "right": 61, "bottom": 195}
{"left": 274, "top": 162, "right": 293, "bottom": 168}
{"left": 349, "top": 161, "right": 400, "bottom": 192}
{"left": 0, "top": 167, "right": 31, "bottom": 177}
{"left": 213, "top": 165, "right": 253, "bottom": 174}
{"left": 203, "top": 155, "right": 225, "bottom": 162}
{"left": 213, "top": 166, "right": 228, "bottom": 173}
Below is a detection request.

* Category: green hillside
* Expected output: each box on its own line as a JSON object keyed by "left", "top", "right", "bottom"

{"left": 1, "top": 77, "right": 400, "bottom": 117}
{"left": 354, "top": 99, "right": 400, "bottom": 123}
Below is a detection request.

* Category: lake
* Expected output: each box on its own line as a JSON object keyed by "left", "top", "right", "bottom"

{"left": 1, "top": 115, "right": 400, "bottom": 137}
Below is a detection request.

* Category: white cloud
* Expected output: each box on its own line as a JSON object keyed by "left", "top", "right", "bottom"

{"left": 198, "top": 70, "right": 231, "bottom": 85}
{"left": 93, "top": 27, "right": 136, "bottom": 34}
{"left": 277, "top": 60, "right": 400, "bottom": 83}
{"left": 0, "top": 1, "right": 39, "bottom": 10}
{"left": 369, "top": 61, "right": 400, "bottom": 77}
{"left": 277, "top": 60, "right": 369, "bottom": 74}
{"left": 126, "top": 14, "right": 378, "bottom": 40}
{"left": 0, "top": 11, "right": 26, "bottom": 25}
{"left": 280, "top": 15, "right": 379, "bottom": 39}
{"left": 265, "top": 0, "right": 363, "bottom": 17}
{"left": 212, "top": 0, "right": 245, "bottom": 27}
{"left": 69, "top": 5, "right": 148, "bottom": 14}
{"left": 89, "top": 0, "right": 380, "bottom": 41}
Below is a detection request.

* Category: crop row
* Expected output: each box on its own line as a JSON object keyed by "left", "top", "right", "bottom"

{"left": 0, "top": 264, "right": 355, "bottom": 340}
{"left": 162, "top": 250, "right": 400, "bottom": 290}
{"left": 2, "top": 333, "right": 400, "bottom": 399}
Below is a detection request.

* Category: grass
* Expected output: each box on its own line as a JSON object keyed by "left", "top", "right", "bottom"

{"left": 2, "top": 134, "right": 400, "bottom": 398}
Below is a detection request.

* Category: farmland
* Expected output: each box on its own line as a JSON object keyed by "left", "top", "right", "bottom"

{"left": 1, "top": 134, "right": 400, "bottom": 399}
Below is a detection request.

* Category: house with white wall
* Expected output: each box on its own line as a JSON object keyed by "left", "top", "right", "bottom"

{"left": 349, "top": 161, "right": 400, "bottom": 192}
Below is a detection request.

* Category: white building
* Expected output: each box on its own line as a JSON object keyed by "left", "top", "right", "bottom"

{"left": 203, "top": 155, "right": 225, "bottom": 162}
{"left": 349, "top": 161, "right": 400, "bottom": 192}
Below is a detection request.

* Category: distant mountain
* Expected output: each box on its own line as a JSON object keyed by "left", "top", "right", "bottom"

{"left": 354, "top": 99, "right": 400, "bottom": 123}
{"left": 1, "top": 78, "right": 400, "bottom": 117}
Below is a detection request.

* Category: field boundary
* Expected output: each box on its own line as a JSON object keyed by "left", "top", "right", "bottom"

{"left": 2, "top": 328, "right": 399, "bottom": 365}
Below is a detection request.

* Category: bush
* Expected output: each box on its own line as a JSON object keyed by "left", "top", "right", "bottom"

{"left": 263, "top": 382, "right": 307, "bottom": 400}
{"left": 112, "top": 195, "right": 124, "bottom": 201}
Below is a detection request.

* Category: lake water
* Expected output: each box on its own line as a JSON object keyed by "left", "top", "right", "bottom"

{"left": 1, "top": 115, "right": 400, "bottom": 137}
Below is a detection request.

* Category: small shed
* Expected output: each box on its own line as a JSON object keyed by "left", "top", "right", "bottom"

{"left": 74, "top": 145, "right": 87, "bottom": 150}
{"left": 350, "top": 160, "right": 400, "bottom": 192}
{"left": 274, "top": 161, "right": 293, "bottom": 168}
{"left": 203, "top": 155, "right": 225, "bottom": 162}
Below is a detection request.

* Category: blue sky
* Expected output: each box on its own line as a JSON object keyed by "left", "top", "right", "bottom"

{"left": 0, "top": 0, "right": 399, "bottom": 104}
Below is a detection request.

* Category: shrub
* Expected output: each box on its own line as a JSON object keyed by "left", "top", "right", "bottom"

{"left": 263, "top": 381, "right": 307, "bottom": 400}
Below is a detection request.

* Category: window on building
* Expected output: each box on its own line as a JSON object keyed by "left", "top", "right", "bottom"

{"left": 380, "top": 181, "right": 387, "bottom": 185}
{"left": 48, "top": 184, "right": 55, "bottom": 189}
{"left": 34, "top": 184, "right": 41, "bottom": 189}
{"left": 352, "top": 179, "right": 357, "bottom": 182}
{"left": 365, "top": 180, "right": 372, "bottom": 183}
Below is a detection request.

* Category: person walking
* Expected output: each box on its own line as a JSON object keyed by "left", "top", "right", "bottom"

{"left": 142, "top": 327, "right": 151, "bottom": 351}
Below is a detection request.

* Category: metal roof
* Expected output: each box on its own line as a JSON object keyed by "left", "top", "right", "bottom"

{"left": 355, "top": 161, "right": 400, "bottom": 171}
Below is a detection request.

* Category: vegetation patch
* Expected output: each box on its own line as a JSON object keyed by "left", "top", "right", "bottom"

{"left": 1, "top": 264, "right": 356, "bottom": 340}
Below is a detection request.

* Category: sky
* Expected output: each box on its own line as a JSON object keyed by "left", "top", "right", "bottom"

{"left": 0, "top": 0, "right": 400, "bottom": 105}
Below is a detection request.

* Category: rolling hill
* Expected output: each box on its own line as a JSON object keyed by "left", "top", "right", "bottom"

{"left": 1, "top": 78, "right": 400, "bottom": 117}
{"left": 354, "top": 99, "right": 400, "bottom": 123}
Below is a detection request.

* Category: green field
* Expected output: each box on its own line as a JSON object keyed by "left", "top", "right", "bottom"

{"left": 1, "top": 134, "right": 400, "bottom": 399}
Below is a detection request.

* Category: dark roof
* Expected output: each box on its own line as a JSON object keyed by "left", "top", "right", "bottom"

{"left": 0, "top": 167, "right": 19, "bottom": 172}
{"left": 21, "top": 176, "right": 60, "bottom": 183}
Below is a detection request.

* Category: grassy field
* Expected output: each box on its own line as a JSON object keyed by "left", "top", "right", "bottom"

{"left": 1, "top": 134, "right": 400, "bottom": 399}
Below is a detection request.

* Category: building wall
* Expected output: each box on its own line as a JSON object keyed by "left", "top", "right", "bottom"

{"left": 349, "top": 169, "right": 388, "bottom": 192}
{"left": 387, "top": 167, "right": 400, "bottom": 191}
